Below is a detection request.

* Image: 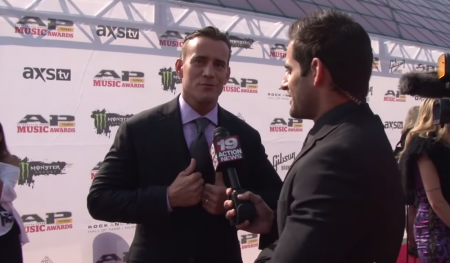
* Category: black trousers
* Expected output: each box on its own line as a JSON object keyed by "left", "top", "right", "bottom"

{"left": 0, "top": 220, "right": 23, "bottom": 263}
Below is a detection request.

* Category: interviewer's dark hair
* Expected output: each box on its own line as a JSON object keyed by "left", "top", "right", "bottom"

{"left": 288, "top": 9, "right": 373, "bottom": 101}
{"left": 181, "top": 26, "right": 232, "bottom": 65}
{"left": 0, "top": 122, "right": 9, "bottom": 158}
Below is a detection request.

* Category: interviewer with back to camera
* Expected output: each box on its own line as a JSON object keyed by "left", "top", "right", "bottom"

{"left": 224, "top": 9, "right": 405, "bottom": 263}
{"left": 86, "top": 26, "right": 283, "bottom": 263}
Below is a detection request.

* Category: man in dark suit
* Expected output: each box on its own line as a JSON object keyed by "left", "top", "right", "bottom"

{"left": 224, "top": 9, "right": 405, "bottom": 263}
{"left": 87, "top": 26, "right": 283, "bottom": 263}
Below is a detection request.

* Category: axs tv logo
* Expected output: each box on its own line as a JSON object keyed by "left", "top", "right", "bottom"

{"left": 23, "top": 67, "right": 71, "bottom": 82}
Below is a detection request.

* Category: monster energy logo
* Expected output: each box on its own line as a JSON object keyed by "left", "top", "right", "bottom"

{"left": 94, "top": 113, "right": 107, "bottom": 131}
{"left": 19, "top": 162, "right": 29, "bottom": 181}
{"left": 162, "top": 71, "right": 173, "bottom": 87}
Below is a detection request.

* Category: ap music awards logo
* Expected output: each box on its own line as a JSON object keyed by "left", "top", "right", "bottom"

{"left": 240, "top": 232, "right": 259, "bottom": 249}
{"left": 158, "top": 67, "right": 181, "bottom": 94}
{"left": 384, "top": 89, "right": 406, "bottom": 102}
{"left": 14, "top": 16, "right": 74, "bottom": 38}
{"left": 269, "top": 118, "right": 303, "bottom": 132}
{"left": 91, "top": 162, "right": 103, "bottom": 179}
{"left": 18, "top": 157, "right": 69, "bottom": 188}
{"left": 17, "top": 115, "right": 75, "bottom": 133}
{"left": 22, "top": 211, "right": 73, "bottom": 233}
{"left": 270, "top": 43, "right": 287, "bottom": 58}
{"left": 91, "top": 109, "right": 134, "bottom": 137}
{"left": 223, "top": 77, "right": 258, "bottom": 94}
{"left": 272, "top": 152, "right": 296, "bottom": 171}
{"left": 87, "top": 222, "right": 136, "bottom": 234}
{"left": 23, "top": 67, "right": 71, "bottom": 82}
{"left": 96, "top": 25, "right": 139, "bottom": 40}
{"left": 158, "top": 30, "right": 255, "bottom": 49}
{"left": 96, "top": 253, "right": 129, "bottom": 263}
{"left": 384, "top": 121, "right": 404, "bottom": 130}
{"left": 93, "top": 70, "right": 145, "bottom": 88}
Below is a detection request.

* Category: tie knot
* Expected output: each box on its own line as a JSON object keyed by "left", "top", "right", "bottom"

{"left": 195, "top": 117, "right": 210, "bottom": 134}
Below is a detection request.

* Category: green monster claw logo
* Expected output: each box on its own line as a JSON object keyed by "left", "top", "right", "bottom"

{"left": 158, "top": 67, "right": 181, "bottom": 94}
{"left": 17, "top": 157, "right": 68, "bottom": 188}
{"left": 19, "top": 162, "right": 29, "bottom": 182}
{"left": 91, "top": 109, "right": 134, "bottom": 137}
{"left": 94, "top": 113, "right": 107, "bottom": 133}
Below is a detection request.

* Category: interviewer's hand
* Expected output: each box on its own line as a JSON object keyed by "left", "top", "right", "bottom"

{"left": 224, "top": 188, "right": 274, "bottom": 234}
{"left": 168, "top": 159, "right": 204, "bottom": 208}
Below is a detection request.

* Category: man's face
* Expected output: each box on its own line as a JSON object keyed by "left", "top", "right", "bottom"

{"left": 176, "top": 36, "right": 230, "bottom": 106}
{"left": 281, "top": 41, "right": 316, "bottom": 120}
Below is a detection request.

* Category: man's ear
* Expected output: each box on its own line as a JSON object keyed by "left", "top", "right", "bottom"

{"left": 311, "top": 58, "right": 327, "bottom": 87}
{"left": 175, "top": 59, "right": 183, "bottom": 78}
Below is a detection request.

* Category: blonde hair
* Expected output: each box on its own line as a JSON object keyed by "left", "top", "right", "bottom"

{"left": 401, "top": 106, "right": 419, "bottom": 135}
{"left": 400, "top": 99, "right": 450, "bottom": 158}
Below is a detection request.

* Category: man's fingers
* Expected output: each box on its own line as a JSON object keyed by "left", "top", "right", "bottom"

{"left": 182, "top": 158, "right": 196, "bottom": 175}
{"left": 226, "top": 188, "right": 233, "bottom": 196}
{"left": 236, "top": 220, "right": 250, "bottom": 230}
{"left": 224, "top": 200, "right": 234, "bottom": 210}
{"left": 225, "top": 209, "right": 236, "bottom": 220}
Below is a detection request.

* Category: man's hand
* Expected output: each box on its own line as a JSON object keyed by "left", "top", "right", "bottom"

{"left": 224, "top": 188, "right": 274, "bottom": 234}
{"left": 202, "top": 172, "right": 227, "bottom": 215}
{"left": 168, "top": 159, "right": 204, "bottom": 208}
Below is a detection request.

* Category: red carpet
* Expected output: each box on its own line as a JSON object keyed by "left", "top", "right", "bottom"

{"left": 397, "top": 244, "right": 420, "bottom": 263}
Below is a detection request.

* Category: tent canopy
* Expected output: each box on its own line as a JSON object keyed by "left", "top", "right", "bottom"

{"left": 184, "top": 0, "right": 450, "bottom": 49}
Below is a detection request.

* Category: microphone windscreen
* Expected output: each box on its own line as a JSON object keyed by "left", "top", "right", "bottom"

{"left": 398, "top": 71, "right": 450, "bottom": 98}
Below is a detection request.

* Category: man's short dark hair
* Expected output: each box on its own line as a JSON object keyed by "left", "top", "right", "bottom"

{"left": 288, "top": 9, "right": 373, "bottom": 101}
{"left": 181, "top": 26, "right": 232, "bottom": 65}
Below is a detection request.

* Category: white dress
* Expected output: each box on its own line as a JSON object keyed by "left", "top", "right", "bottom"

{"left": 0, "top": 162, "right": 29, "bottom": 244}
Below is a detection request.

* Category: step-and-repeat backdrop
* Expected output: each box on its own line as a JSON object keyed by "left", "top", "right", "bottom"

{"left": 0, "top": 0, "right": 443, "bottom": 262}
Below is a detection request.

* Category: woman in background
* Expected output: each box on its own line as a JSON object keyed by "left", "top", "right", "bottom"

{"left": 400, "top": 99, "right": 450, "bottom": 262}
{"left": 0, "top": 122, "right": 29, "bottom": 263}
{"left": 395, "top": 106, "right": 420, "bottom": 258}
{"left": 395, "top": 106, "right": 420, "bottom": 159}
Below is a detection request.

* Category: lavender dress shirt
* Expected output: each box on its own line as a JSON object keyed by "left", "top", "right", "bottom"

{"left": 166, "top": 95, "right": 218, "bottom": 212}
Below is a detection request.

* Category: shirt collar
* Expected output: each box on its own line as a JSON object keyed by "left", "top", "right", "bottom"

{"left": 179, "top": 94, "right": 218, "bottom": 125}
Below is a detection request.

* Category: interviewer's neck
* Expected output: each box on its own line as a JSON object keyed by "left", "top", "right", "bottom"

{"left": 313, "top": 95, "right": 351, "bottom": 122}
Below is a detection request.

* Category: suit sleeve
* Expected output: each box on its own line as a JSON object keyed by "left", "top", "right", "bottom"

{"left": 268, "top": 147, "right": 365, "bottom": 263}
{"left": 245, "top": 131, "right": 283, "bottom": 249}
{"left": 87, "top": 120, "right": 169, "bottom": 225}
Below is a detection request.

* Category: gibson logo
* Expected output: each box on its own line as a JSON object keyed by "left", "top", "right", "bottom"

{"left": 272, "top": 152, "right": 296, "bottom": 171}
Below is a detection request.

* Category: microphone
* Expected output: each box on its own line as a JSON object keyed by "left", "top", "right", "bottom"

{"left": 398, "top": 53, "right": 450, "bottom": 126}
{"left": 210, "top": 127, "right": 256, "bottom": 226}
{"left": 398, "top": 71, "right": 450, "bottom": 98}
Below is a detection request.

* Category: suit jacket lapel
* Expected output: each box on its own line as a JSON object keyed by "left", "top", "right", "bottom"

{"left": 156, "top": 95, "right": 192, "bottom": 172}
{"left": 284, "top": 124, "right": 340, "bottom": 180}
